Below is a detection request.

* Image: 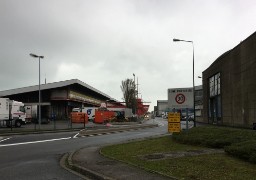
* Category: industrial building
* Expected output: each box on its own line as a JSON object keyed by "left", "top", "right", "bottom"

{"left": 0, "top": 79, "right": 118, "bottom": 120}
{"left": 202, "top": 31, "right": 256, "bottom": 128}
{"left": 195, "top": 85, "right": 203, "bottom": 121}
{"left": 156, "top": 100, "right": 168, "bottom": 117}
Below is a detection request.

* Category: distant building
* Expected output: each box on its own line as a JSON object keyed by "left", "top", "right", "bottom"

{"left": 195, "top": 85, "right": 203, "bottom": 121}
{"left": 156, "top": 100, "right": 168, "bottom": 117}
{"left": 154, "top": 106, "right": 157, "bottom": 115}
{"left": 202, "top": 31, "right": 256, "bottom": 128}
{"left": 0, "top": 79, "right": 117, "bottom": 120}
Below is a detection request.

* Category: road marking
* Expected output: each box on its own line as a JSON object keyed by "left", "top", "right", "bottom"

{"left": 73, "top": 133, "right": 79, "bottom": 138}
{"left": 152, "top": 120, "right": 165, "bottom": 127}
{"left": 0, "top": 137, "right": 72, "bottom": 147}
{"left": 0, "top": 137, "right": 11, "bottom": 143}
{"left": 157, "top": 122, "right": 165, "bottom": 127}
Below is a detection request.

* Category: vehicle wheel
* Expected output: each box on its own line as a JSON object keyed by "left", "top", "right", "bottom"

{"left": 15, "top": 120, "right": 22, "bottom": 127}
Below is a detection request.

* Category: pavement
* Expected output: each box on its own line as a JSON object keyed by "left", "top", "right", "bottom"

{"left": 61, "top": 123, "right": 176, "bottom": 180}
{"left": 64, "top": 145, "right": 174, "bottom": 180}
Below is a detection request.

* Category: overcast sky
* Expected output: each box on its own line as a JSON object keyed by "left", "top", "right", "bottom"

{"left": 0, "top": 0, "right": 256, "bottom": 111}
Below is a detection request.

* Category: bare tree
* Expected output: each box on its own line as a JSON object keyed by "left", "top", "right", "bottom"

{"left": 120, "top": 78, "right": 136, "bottom": 114}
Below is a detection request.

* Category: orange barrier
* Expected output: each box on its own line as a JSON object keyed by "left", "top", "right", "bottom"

{"left": 70, "top": 112, "right": 88, "bottom": 123}
{"left": 94, "top": 110, "right": 115, "bottom": 124}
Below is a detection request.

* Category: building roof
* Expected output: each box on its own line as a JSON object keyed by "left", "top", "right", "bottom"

{"left": 204, "top": 31, "right": 256, "bottom": 74}
{"left": 0, "top": 79, "right": 116, "bottom": 101}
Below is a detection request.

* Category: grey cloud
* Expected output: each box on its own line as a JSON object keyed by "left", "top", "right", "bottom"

{"left": 1, "top": 0, "right": 256, "bottom": 110}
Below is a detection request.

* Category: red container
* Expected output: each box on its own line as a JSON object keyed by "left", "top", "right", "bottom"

{"left": 70, "top": 112, "right": 88, "bottom": 123}
{"left": 94, "top": 110, "right": 115, "bottom": 124}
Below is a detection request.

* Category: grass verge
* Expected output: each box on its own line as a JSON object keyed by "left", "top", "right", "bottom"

{"left": 101, "top": 135, "right": 256, "bottom": 179}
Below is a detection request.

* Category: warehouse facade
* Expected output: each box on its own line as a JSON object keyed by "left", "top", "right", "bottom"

{"left": 202, "top": 31, "right": 256, "bottom": 128}
{"left": 0, "top": 79, "right": 117, "bottom": 120}
{"left": 156, "top": 100, "right": 168, "bottom": 117}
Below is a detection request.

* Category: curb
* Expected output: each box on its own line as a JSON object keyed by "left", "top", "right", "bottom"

{"left": 60, "top": 124, "right": 160, "bottom": 179}
{"left": 62, "top": 134, "right": 175, "bottom": 180}
{"left": 60, "top": 153, "right": 90, "bottom": 180}
{"left": 63, "top": 150, "right": 113, "bottom": 180}
{"left": 99, "top": 147, "right": 178, "bottom": 180}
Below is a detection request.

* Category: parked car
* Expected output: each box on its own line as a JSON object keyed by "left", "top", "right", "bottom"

{"left": 144, "top": 114, "right": 150, "bottom": 120}
{"left": 181, "top": 114, "right": 194, "bottom": 121}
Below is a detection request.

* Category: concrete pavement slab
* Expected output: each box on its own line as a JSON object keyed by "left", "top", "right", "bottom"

{"left": 70, "top": 146, "right": 173, "bottom": 180}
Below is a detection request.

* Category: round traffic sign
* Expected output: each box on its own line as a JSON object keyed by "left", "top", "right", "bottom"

{"left": 175, "top": 93, "right": 185, "bottom": 104}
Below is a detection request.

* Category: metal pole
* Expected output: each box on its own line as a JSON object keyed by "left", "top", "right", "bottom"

{"left": 186, "top": 108, "right": 188, "bottom": 131}
{"left": 192, "top": 43, "right": 196, "bottom": 127}
{"left": 39, "top": 57, "right": 41, "bottom": 130}
{"left": 30, "top": 53, "right": 43, "bottom": 130}
{"left": 173, "top": 39, "right": 196, "bottom": 127}
{"left": 133, "top": 74, "right": 136, "bottom": 116}
{"left": 84, "top": 113, "right": 86, "bottom": 129}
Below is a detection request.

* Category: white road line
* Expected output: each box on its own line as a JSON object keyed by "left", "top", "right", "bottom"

{"left": 157, "top": 122, "right": 165, "bottom": 127}
{"left": 153, "top": 120, "right": 165, "bottom": 127}
{"left": 0, "top": 137, "right": 11, "bottom": 143}
{"left": 0, "top": 137, "right": 72, "bottom": 147}
{"left": 73, "top": 133, "right": 79, "bottom": 138}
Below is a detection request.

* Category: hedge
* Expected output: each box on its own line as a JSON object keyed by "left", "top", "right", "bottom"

{"left": 172, "top": 126, "right": 256, "bottom": 163}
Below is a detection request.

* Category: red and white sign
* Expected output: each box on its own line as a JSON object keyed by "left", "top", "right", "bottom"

{"left": 175, "top": 94, "right": 186, "bottom": 104}
{"left": 168, "top": 88, "right": 193, "bottom": 109}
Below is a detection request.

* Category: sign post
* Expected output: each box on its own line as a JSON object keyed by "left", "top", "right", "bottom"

{"left": 168, "top": 88, "right": 193, "bottom": 109}
{"left": 168, "top": 112, "right": 181, "bottom": 133}
{"left": 168, "top": 88, "right": 194, "bottom": 131}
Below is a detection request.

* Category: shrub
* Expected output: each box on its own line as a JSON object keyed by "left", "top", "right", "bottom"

{"left": 172, "top": 126, "right": 256, "bottom": 149}
{"left": 224, "top": 140, "right": 256, "bottom": 164}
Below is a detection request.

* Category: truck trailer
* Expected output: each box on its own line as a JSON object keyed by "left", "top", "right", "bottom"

{"left": 0, "top": 98, "right": 26, "bottom": 127}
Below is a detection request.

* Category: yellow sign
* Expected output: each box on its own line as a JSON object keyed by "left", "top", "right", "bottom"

{"left": 168, "top": 112, "right": 180, "bottom": 123}
{"left": 168, "top": 112, "right": 181, "bottom": 133}
{"left": 168, "top": 122, "right": 181, "bottom": 133}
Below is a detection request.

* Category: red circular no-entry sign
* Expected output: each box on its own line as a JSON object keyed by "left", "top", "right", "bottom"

{"left": 175, "top": 93, "right": 185, "bottom": 104}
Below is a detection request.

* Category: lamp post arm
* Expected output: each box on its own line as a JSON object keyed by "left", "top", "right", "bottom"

{"left": 173, "top": 39, "right": 193, "bottom": 43}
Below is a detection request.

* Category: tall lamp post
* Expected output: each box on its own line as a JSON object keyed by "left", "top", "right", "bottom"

{"left": 173, "top": 38, "right": 196, "bottom": 127}
{"left": 30, "top": 53, "right": 44, "bottom": 130}
{"left": 133, "top": 73, "right": 136, "bottom": 117}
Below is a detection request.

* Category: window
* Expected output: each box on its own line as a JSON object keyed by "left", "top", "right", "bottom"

{"left": 19, "top": 106, "right": 25, "bottom": 113}
{"left": 208, "top": 73, "right": 221, "bottom": 122}
{"left": 209, "top": 73, "right": 220, "bottom": 97}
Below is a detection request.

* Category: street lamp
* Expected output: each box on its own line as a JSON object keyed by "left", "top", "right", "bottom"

{"left": 133, "top": 73, "right": 136, "bottom": 117}
{"left": 173, "top": 38, "right": 196, "bottom": 127}
{"left": 30, "top": 53, "right": 44, "bottom": 130}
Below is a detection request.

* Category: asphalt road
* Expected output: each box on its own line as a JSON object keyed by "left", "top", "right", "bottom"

{"left": 0, "top": 118, "right": 168, "bottom": 180}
